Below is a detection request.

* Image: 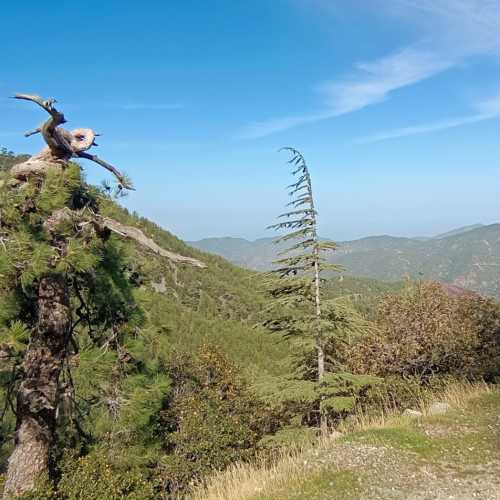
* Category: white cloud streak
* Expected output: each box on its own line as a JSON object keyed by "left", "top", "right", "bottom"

{"left": 355, "top": 113, "right": 498, "bottom": 144}
{"left": 355, "top": 90, "right": 500, "bottom": 143}
{"left": 237, "top": 48, "right": 453, "bottom": 139}
{"left": 237, "top": 0, "right": 500, "bottom": 140}
{"left": 323, "top": 49, "right": 453, "bottom": 115}
{"left": 395, "top": 0, "right": 500, "bottom": 57}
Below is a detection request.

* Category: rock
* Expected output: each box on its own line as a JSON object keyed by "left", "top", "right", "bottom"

{"left": 151, "top": 276, "right": 167, "bottom": 293}
{"left": 427, "top": 402, "right": 451, "bottom": 416}
{"left": 403, "top": 409, "right": 423, "bottom": 418}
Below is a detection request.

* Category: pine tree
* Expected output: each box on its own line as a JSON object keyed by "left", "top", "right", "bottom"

{"left": 0, "top": 94, "right": 204, "bottom": 497}
{"left": 265, "top": 148, "right": 376, "bottom": 435}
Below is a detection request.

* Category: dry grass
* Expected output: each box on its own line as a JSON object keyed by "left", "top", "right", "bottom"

{"left": 187, "top": 380, "right": 492, "bottom": 500}
{"left": 432, "top": 378, "right": 490, "bottom": 408}
{"left": 187, "top": 436, "right": 340, "bottom": 500}
{"left": 338, "top": 379, "right": 491, "bottom": 433}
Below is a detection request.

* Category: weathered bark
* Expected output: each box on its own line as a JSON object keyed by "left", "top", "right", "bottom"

{"left": 3, "top": 94, "right": 76, "bottom": 497}
{"left": 4, "top": 275, "right": 71, "bottom": 497}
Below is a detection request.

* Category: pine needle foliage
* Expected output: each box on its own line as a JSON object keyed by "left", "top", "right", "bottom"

{"left": 0, "top": 148, "right": 29, "bottom": 172}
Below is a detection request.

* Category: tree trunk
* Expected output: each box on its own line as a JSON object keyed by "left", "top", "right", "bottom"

{"left": 313, "top": 246, "right": 328, "bottom": 436}
{"left": 4, "top": 275, "right": 71, "bottom": 497}
{"left": 318, "top": 346, "right": 327, "bottom": 436}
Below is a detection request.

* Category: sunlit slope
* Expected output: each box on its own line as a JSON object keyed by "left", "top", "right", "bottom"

{"left": 191, "top": 224, "right": 500, "bottom": 297}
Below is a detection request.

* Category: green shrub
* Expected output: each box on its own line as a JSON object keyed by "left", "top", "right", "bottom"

{"left": 0, "top": 473, "right": 57, "bottom": 499}
{"left": 57, "top": 451, "right": 157, "bottom": 500}
{"left": 157, "top": 344, "right": 265, "bottom": 495}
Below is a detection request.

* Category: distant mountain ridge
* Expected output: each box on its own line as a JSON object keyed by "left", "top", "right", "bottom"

{"left": 433, "top": 224, "right": 485, "bottom": 239}
{"left": 188, "top": 223, "right": 500, "bottom": 297}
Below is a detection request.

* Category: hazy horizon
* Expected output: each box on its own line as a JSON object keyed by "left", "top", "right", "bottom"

{"left": 185, "top": 222, "right": 497, "bottom": 243}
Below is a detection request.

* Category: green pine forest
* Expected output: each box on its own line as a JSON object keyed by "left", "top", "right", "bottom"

{"left": 0, "top": 144, "right": 499, "bottom": 499}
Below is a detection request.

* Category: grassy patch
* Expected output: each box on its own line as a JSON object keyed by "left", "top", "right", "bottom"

{"left": 345, "top": 390, "right": 500, "bottom": 467}
{"left": 257, "top": 469, "right": 363, "bottom": 500}
{"left": 345, "top": 426, "right": 437, "bottom": 457}
{"left": 427, "top": 392, "right": 500, "bottom": 467}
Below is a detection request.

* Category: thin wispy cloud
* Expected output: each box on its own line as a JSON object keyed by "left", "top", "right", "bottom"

{"left": 237, "top": 48, "right": 453, "bottom": 139}
{"left": 355, "top": 91, "right": 500, "bottom": 144}
{"left": 395, "top": 0, "right": 500, "bottom": 57}
{"left": 0, "top": 99, "right": 39, "bottom": 111}
{"left": 236, "top": 111, "right": 330, "bottom": 140}
{"left": 77, "top": 101, "right": 184, "bottom": 111}
{"left": 322, "top": 49, "right": 452, "bottom": 114}
{"left": 237, "top": 0, "right": 500, "bottom": 140}
{"left": 354, "top": 113, "right": 497, "bottom": 144}
{"left": 106, "top": 138, "right": 201, "bottom": 150}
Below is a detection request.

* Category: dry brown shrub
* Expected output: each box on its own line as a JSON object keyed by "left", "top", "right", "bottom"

{"left": 348, "top": 281, "right": 500, "bottom": 381}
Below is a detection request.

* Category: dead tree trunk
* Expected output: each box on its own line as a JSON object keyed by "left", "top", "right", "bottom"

{"left": 4, "top": 275, "right": 71, "bottom": 496}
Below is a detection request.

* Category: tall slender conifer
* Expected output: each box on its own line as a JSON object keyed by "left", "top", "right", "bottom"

{"left": 266, "top": 148, "right": 375, "bottom": 435}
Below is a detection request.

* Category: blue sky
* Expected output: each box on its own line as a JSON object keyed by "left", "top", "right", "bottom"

{"left": 2, "top": 0, "right": 500, "bottom": 241}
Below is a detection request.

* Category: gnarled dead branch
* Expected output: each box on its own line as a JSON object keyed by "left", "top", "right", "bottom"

{"left": 12, "top": 94, "right": 132, "bottom": 190}
{"left": 97, "top": 217, "right": 206, "bottom": 268}
{"left": 44, "top": 208, "right": 206, "bottom": 268}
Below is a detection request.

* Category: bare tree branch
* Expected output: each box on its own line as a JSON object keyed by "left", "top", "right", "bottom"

{"left": 13, "top": 94, "right": 72, "bottom": 157}
{"left": 24, "top": 127, "right": 42, "bottom": 138}
{"left": 44, "top": 208, "right": 206, "bottom": 268}
{"left": 13, "top": 94, "right": 62, "bottom": 118}
{"left": 98, "top": 217, "right": 206, "bottom": 267}
{"left": 75, "top": 152, "right": 134, "bottom": 190}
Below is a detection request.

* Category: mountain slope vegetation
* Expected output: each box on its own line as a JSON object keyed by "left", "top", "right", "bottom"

{"left": 190, "top": 224, "right": 500, "bottom": 297}
{"left": 0, "top": 148, "right": 498, "bottom": 499}
{"left": 0, "top": 148, "right": 291, "bottom": 497}
{"left": 0, "top": 149, "right": 406, "bottom": 497}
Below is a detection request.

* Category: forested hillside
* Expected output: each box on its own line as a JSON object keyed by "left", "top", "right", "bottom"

{"left": 0, "top": 144, "right": 499, "bottom": 499}
{"left": 0, "top": 148, "right": 290, "bottom": 495}
{"left": 3, "top": 1, "right": 500, "bottom": 498}
{"left": 190, "top": 225, "right": 500, "bottom": 297}
{"left": 0, "top": 147, "right": 404, "bottom": 498}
